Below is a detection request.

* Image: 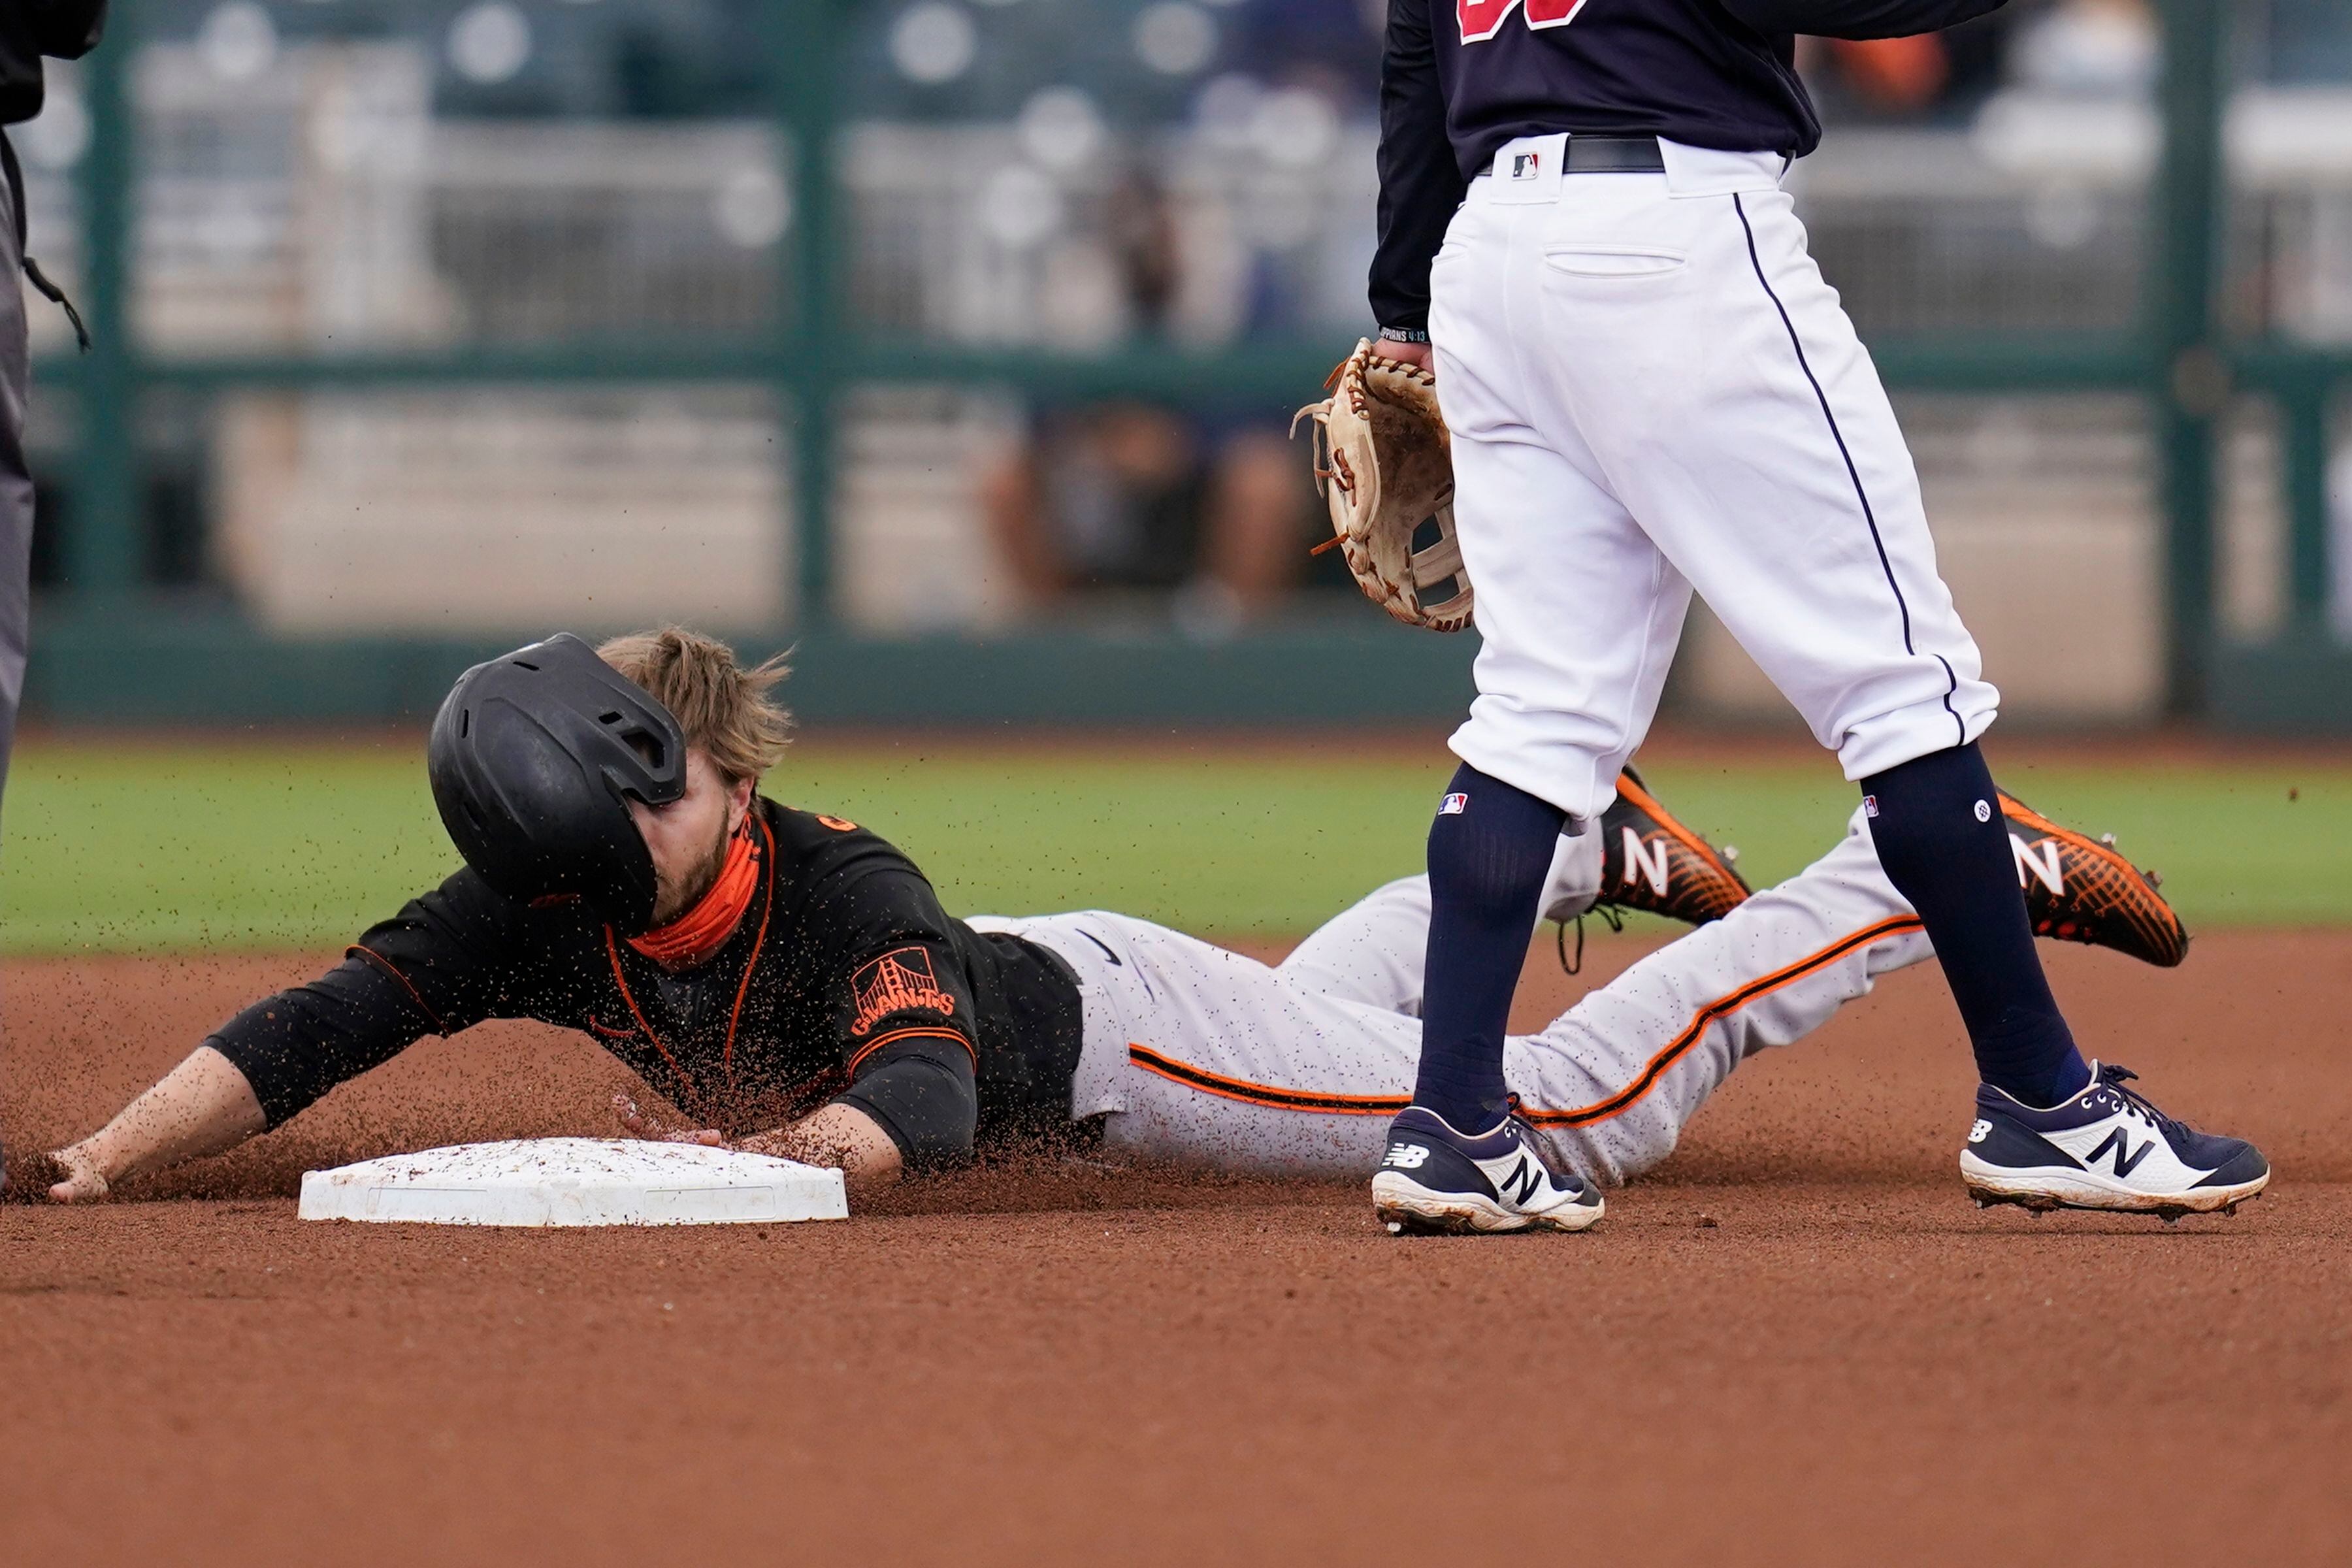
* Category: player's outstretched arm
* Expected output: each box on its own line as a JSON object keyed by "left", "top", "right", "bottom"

{"left": 740, "top": 1105, "right": 905, "bottom": 1188}
{"left": 41, "top": 875, "right": 531, "bottom": 1201}
{"left": 614, "top": 1094, "right": 904, "bottom": 1187}
{"left": 44, "top": 1045, "right": 268, "bottom": 1202}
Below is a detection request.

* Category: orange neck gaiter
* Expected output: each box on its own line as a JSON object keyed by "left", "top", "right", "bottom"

{"left": 627, "top": 824, "right": 759, "bottom": 970}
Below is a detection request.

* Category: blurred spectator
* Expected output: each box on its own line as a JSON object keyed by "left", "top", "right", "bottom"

{"left": 984, "top": 401, "right": 1307, "bottom": 630}
{"left": 2008, "top": 0, "right": 2156, "bottom": 97}
{"left": 984, "top": 159, "right": 1322, "bottom": 630}
{"left": 1823, "top": 37, "right": 1955, "bottom": 116}
{"left": 1219, "top": 0, "right": 1382, "bottom": 110}
{"left": 1802, "top": 8, "right": 2017, "bottom": 123}
{"left": 140, "top": 0, "right": 769, "bottom": 121}
{"left": 1804, "top": 1, "right": 2168, "bottom": 123}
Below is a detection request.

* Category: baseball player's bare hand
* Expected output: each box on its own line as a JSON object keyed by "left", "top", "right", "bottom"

{"left": 733, "top": 1128, "right": 803, "bottom": 1162}
{"left": 44, "top": 1145, "right": 111, "bottom": 1203}
{"left": 1378, "top": 338, "right": 1434, "bottom": 373}
{"left": 739, "top": 1106, "right": 904, "bottom": 1184}
{"left": 612, "top": 1094, "right": 723, "bottom": 1147}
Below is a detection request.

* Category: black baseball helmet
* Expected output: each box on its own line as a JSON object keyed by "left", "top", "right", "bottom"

{"left": 427, "top": 632, "right": 688, "bottom": 933}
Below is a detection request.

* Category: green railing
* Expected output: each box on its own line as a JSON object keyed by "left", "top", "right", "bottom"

{"left": 22, "top": 0, "right": 2349, "bottom": 727}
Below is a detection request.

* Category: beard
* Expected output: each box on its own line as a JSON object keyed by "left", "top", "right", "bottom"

{"left": 651, "top": 813, "right": 734, "bottom": 927}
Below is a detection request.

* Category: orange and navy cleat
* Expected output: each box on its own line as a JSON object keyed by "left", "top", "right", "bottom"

{"left": 1999, "top": 792, "right": 2189, "bottom": 968}
{"left": 1589, "top": 766, "right": 1753, "bottom": 928}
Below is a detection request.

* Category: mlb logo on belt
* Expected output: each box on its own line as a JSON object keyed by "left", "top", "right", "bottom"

{"left": 1510, "top": 152, "right": 1541, "bottom": 180}
{"left": 1439, "top": 792, "right": 1469, "bottom": 815}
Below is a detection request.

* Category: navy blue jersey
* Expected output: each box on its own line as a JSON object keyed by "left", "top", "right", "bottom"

{"left": 1370, "top": 0, "right": 2009, "bottom": 331}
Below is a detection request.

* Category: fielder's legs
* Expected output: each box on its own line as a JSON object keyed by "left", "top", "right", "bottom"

{"left": 1612, "top": 144, "right": 2250, "bottom": 1206}
{"left": 1507, "top": 143, "right": 2085, "bottom": 1115}
{"left": 1364, "top": 163, "right": 1699, "bottom": 1229}
{"left": 1419, "top": 139, "right": 2264, "bottom": 1214}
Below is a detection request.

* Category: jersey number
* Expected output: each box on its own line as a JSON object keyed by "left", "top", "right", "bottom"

{"left": 1459, "top": 0, "right": 1590, "bottom": 45}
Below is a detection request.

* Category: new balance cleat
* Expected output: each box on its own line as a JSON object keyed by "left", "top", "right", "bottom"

{"left": 2001, "top": 792, "right": 2189, "bottom": 968}
{"left": 1585, "top": 766, "right": 1752, "bottom": 927}
{"left": 1371, "top": 1105, "right": 1604, "bottom": 1235}
{"left": 1959, "top": 1062, "right": 2269, "bottom": 1219}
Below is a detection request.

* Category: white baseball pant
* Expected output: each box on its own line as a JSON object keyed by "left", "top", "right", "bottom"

{"left": 1429, "top": 135, "right": 1999, "bottom": 821}
{"left": 981, "top": 806, "right": 1934, "bottom": 1186}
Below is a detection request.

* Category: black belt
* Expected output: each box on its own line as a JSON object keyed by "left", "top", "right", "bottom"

{"left": 1563, "top": 135, "right": 1664, "bottom": 173}
{"left": 1478, "top": 135, "right": 1666, "bottom": 179}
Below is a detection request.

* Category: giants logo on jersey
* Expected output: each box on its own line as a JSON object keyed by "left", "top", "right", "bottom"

{"left": 1460, "top": 0, "right": 1590, "bottom": 45}
{"left": 848, "top": 946, "right": 958, "bottom": 1037}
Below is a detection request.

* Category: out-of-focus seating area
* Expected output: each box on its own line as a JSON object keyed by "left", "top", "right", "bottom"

{"left": 12, "top": 1, "right": 2352, "bottom": 723}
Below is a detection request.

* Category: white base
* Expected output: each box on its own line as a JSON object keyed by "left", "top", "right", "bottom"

{"left": 298, "top": 1138, "right": 850, "bottom": 1228}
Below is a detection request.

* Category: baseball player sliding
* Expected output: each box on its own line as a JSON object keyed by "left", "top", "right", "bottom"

{"left": 1311, "top": 0, "right": 2268, "bottom": 1232}
{"left": 38, "top": 630, "right": 2206, "bottom": 1216}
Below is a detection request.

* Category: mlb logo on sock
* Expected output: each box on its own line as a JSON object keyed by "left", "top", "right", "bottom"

{"left": 1439, "top": 792, "right": 1469, "bottom": 815}
{"left": 1511, "top": 152, "right": 1540, "bottom": 180}
{"left": 1863, "top": 794, "right": 1878, "bottom": 819}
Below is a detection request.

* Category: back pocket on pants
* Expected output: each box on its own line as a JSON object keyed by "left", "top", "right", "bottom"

{"left": 1542, "top": 244, "right": 1687, "bottom": 279}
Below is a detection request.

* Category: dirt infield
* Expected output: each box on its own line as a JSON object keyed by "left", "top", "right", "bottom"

{"left": 5, "top": 934, "right": 2349, "bottom": 1563}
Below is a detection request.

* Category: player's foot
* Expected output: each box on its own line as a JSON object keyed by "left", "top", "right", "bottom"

{"left": 1579, "top": 765, "right": 1750, "bottom": 926}
{"left": 1959, "top": 1062, "right": 2269, "bottom": 1220}
{"left": 1371, "top": 1104, "right": 1604, "bottom": 1235}
{"left": 2001, "top": 792, "right": 2189, "bottom": 968}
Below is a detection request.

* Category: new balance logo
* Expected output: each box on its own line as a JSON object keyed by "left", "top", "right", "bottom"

{"left": 2011, "top": 833, "right": 2065, "bottom": 897}
{"left": 1382, "top": 1143, "right": 1429, "bottom": 1170}
{"left": 1967, "top": 1119, "right": 1991, "bottom": 1145}
{"left": 2087, "top": 1128, "right": 2154, "bottom": 1177}
{"left": 1620, "top": 827, "right": 1670, "bottom": 898}
{"left": 1498, "top": 1155, "right": 1543, "bottom": 1206}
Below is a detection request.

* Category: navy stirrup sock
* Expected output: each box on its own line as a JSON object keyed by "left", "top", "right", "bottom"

{"left": 1862, "top": 742, "right": 2090, "bottom": 1108}
{"left": 1414, "top": 763, "right": 1567, "bottom": 1131}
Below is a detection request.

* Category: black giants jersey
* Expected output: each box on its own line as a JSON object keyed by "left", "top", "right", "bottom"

{"left": 209, "top": 797, "right": 1085, "bottom": 1165}
{"left": 1370, "top": 0, "right": 2010, "bottom": 331}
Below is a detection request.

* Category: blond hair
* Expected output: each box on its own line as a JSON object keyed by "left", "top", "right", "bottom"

{"left": 597, "top": 627, "right": 793, "bottom": 785}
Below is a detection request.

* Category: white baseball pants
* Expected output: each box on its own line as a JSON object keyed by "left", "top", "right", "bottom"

{"left": 983, "top": 807, "right": 1934, "bottom": 1186}
{"left": 1430, "top": 135, "right": 1999, "bottom": 821}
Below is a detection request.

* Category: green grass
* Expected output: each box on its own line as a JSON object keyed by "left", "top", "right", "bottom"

{"left": 3, "top": 736, "right": 2348, "bottom": 954}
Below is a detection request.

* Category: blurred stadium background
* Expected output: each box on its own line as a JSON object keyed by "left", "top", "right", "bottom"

{"left": 5, "top": 0, "right": 2352, "bottom": 952}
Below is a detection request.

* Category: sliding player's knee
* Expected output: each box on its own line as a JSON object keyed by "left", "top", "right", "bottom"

{"left": 1539, "top": 1112, "right": 1678, "bottom": 1189}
